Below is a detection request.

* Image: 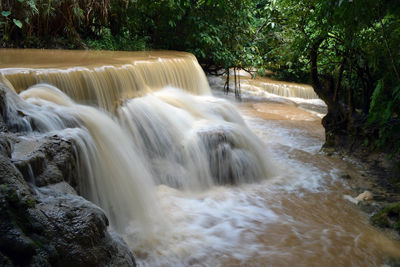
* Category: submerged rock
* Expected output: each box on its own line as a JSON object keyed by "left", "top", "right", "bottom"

{"left": 197, "top": 127, "right": 261, "bottom": 185}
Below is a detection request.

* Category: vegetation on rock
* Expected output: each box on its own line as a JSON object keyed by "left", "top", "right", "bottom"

{"left": 371, "top": 203, "right": 400, "bottom": 232}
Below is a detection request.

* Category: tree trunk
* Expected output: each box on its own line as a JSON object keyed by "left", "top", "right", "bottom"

{"left": 224, "top": 68, "right": 230, "bottom": 95}
{"left": 234, "top": 67, "right": 238, "bottom": 98}
{"left": 310, "top": 40, "right": 348, "bottom": 147}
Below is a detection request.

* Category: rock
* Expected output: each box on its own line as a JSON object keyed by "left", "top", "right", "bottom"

{"left": 11, "top": 135, "right": 78, "bottom": 190}
{"left": 0, "top": 136, "right": 11, "bottom": 158}
{"left": 0, "top": 84, "right": 7, "bottom": 132}
{"left": 339, "top": 173, "right": 352, "bottom": 180}
{"left": 0, "top": 152, "right": 136, "bottom": 267}
{"left": 32, "top": 189, "right": 136, "bottom": 266}
{"left": 343, "top": 190, "right": 374, "bottom": 205}
{"left": 356, "top": 190, "right": 373, "bottom": 202}
{"left": 44, "top": 182, "right": 78, "bottom": 196}
{"left": 0, "top": 154, "right": 31, "bottom": 196}
{"left": 358, "top": 201, "right": 381, "bottom": 214}
{"left": 36, "top": 136, "right": 77, "bottom": 189}
{"left": 197, "top": 128, "right": 260, "bottom": 185}
{"left": 0, "top": 82, "right": 136, "bottom": 266}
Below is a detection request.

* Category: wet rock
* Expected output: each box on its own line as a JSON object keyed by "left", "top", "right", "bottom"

{"left": 356, "top": 190, "right": 373, "bottom": 202}
{"left": 32, "top": 189, "right": 136, "bottom": 266}
{"left": 11, "top": 135, "right": 78, "bottom": 189}
{"left": 13, "top": 151, "right": 46, "bottom": 183}
{"left": 44, "top": 181, "right": 78, "bottom": 195}
{"left": 197, "top": 128, "right": 259, "bottom": 185}
{"left": 0, "top": 134, "right": 12, "bottom": 157}
{"left": 0, "top": 83, "right": 136, "bottom": 266}
{"left": 358, "top": 201, "right": 381, "bottom": 214}
{"left": 339, "top": 173, "right": 352, "bottom": 180}
{"left": 0, "top": 84, "right": 7, "bottom": 132}
{"left": 0, "top": 153, "right": 136, "bottom": 266}
{"left": 322, "top": 147, "right": 335, "bottom": 157}
{"left": 0, "top": 154, "right": 30, "bottom": 196}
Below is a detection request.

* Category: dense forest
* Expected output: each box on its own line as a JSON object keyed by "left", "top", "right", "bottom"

{"left": 1, "top": 0, "right": 399, "bottom": 171}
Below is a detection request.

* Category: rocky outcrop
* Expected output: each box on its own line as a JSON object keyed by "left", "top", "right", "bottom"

{"left": 12, "top": 136, "right": 78, "bottom": 189}
{"left": 197, "top": 128, "right": 260, "bottom": 185}
{"left": 0, "top": 83, "right": 136, "bottom": 266}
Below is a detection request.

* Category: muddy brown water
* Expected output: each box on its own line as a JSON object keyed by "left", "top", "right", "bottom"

{"left": 223, "top": 99, "right": 400, "bottom": 266}
{"left": 1, "top": 49, "right": 399, "bottom": 266}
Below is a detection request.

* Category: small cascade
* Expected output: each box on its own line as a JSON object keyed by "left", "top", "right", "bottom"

{"left": 0, "top": 49, "right": 210, "bottom": 111}
{"left": 257, "top": 79, "right": 318, "bottom": 99}
{"left": 209, "top": 74, "right": 319, "bottom": 99}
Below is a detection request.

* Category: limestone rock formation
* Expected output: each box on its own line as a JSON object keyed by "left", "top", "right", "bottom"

{"left": 0, "top": 83, "right": 136, "bottom": 266}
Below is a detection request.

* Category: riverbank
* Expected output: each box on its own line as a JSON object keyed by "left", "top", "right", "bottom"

{"left": 324, "top": 147, "right": 400, "bottom": 239}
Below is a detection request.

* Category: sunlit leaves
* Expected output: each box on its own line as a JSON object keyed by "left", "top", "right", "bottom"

{"left": 1, "top": 11, "right": 11, "bottom": 17}
{"left": 12, "top": 19, "right": 22, "bottom": 28}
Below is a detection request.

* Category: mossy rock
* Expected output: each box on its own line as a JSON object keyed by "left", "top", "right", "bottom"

{"left": 370, "top": 203, "right": 400, "bottom": 231}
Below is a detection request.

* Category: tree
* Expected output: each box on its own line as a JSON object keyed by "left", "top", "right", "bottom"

{"left": 269, "top": 0, "right": 400, "bottom": 155}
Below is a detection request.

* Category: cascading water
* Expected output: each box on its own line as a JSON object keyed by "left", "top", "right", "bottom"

{"left": 2, "top": 83, "right": 160, "bottom": 236}
{"left": 1, "top": 49, "right": 400, "bottom": 266}
{"left": 209, "top": 73, "right": 320, "bottom": 100}
{"left": 0, "top": 49, "right": 210, "bottom": 111}
{"left": 118, "top": 87, "right": 274, "bottom": 190}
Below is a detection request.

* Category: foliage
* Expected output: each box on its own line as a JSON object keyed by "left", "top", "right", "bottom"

{"left": 86, "top": 28, "right": 148, "bottom": 51}
{"left": 107, "top": 0, "right": 273, "bottom": 72}
{"left": 371, "top": 203, "right": 400, "bottom": 231}
{"left": 1, "top": 0, "right": 399, "bottom": 156}
{"left": 265, "top": 0, "right": 400, "bottom": 155}
{"left": 0, "top": 0, "right": 112, "bottom": 48}
{"left": 1, "top": 0, "right": 270, "bottom": 70}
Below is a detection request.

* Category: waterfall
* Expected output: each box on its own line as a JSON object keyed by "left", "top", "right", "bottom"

{"left": 0, "top": 49, "right": 210, "bottom": 111}
{"left": 118, "top": 87, "right": 274, "bottom": 190}
{"left": 208, "top": 74, "right": 319, "bottom": 99}
{"left": 2, "top": 83, "right": 160, "bottom": 236}
{"left": 2, "top": 49, "right": 398, "bottom": 266}
{"left": 0, "top": 49, "right": 275, "bottom": 248}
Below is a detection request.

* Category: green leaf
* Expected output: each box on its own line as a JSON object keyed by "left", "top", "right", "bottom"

{"left": 13, "top": 19, "right": 23, "bottom": 28}
{"left": 17, "top": 0, "right": 24, "bottom": 2}
{"left": 1, "top": 11, "right": 11, "bottom": 17}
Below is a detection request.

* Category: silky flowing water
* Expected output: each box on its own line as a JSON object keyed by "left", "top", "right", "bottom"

{"left": 1, "top": 49, "right": 399, "bottom": 266}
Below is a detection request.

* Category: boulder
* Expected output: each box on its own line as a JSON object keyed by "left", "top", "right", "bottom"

{"left": 0, "top": 148, "right": 136, "bottom": 267}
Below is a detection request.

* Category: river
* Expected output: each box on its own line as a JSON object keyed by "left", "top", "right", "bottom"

{"left": 0, "top": 49, "right": 399, "bottom": 266}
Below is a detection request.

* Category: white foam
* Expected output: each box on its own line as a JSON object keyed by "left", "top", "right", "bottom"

{"left": 130, "top": 185, "right": 280, "bottom": 266}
